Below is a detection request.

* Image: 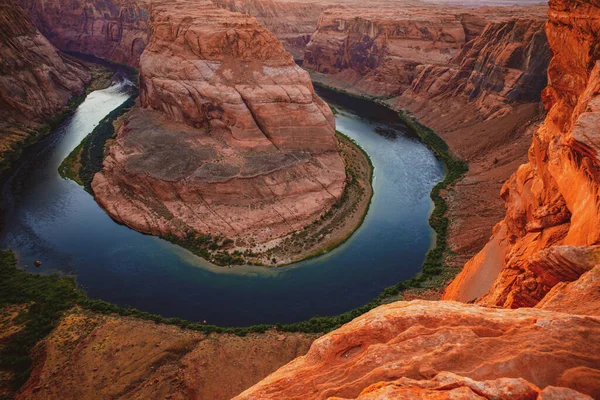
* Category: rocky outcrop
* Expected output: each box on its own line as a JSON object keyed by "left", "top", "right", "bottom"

{"left": 443, "top": 0, "right": 600, "bottom": 308}
{"left": 16, "top": 310, "right": 315, "bottom": 400}
{"left": 16, "top": 0, "right": 149, "bottom": 66}
{"left": 213, "top": 0, "right": 330, "bottom": 61}
{"left": 537, "top": 265, "right": 600, "bottom": 316}
{"left": 236, "top": 301, "right": 600, "bottom": 399}
{"left": 405, "top": 17, "right": 550, "bottom": 119}
{"left": 304, "top": 5, "right": 476, "bottom": 97}
{"left": 91, "top": 0, "right": 345, "bottom": 243}
{"left": 0, "top": 0, "right": 91, "bottom": 166}
{"left": 303, "top": 4, "right": 548, "bottom": 103}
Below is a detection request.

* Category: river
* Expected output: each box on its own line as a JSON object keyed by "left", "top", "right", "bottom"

{"left": 0, "top": 81, "right": 444, "bottom": 326}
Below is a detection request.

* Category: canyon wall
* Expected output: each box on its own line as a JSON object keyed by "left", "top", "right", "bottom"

{"left": 298, "top": 3, "right": 550, "bottom": 264}
{"left": 304, "top": 5, "right": 479, "bottom": 97}
{"left": 404, "top": 17, "right": 550, "bottom": 119}
{"left": 16, "top": 0, "right": 149, "bottom": 66}
{"left": 91, "top": 0, "right": 345, "bottom": 243}
{"left": 444, "top": 0, "right": 600, "bottom": 306}
{"left": 0, "top": 0, "right": 91, "bottom": 167}
{"left": 213, "top": 0, "right": 331, "bottom": 60}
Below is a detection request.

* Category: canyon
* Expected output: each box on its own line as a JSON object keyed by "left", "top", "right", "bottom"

{"left": 214, "top": 0, "right": 554, "bottom": 268}
{"left": 16, "top": 0, "right": 349, "bottom": 257}
{"left": 1, "top": 0, "right": 600, "bottom": 399}
{"left": 0, "top": 0, "right": 91, "bottom": 171}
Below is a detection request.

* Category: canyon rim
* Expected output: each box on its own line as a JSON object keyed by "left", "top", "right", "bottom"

{"left": 1, "top": 0, "right": 600, "bottom": 399}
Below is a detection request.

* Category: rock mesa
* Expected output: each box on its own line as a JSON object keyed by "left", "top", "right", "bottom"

{"left": 91, "top": 0, "right": 345, "bottom": 242}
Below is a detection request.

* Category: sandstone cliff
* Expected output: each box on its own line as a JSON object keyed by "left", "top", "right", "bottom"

{"left": 213, "top": 0, "right": 331, "bottom": 60}
{"left": 90, "top": 0, "right": 345, "bottom": 243}
{"left": 443, "top": 0, "right": 600, "bottom": 307}
{"left": 236, "top": 301, "right": 600, "bottom": 399}
{"left": 17, "top": 0, "right": 149, "bottom": 66}
{"left": 405, "top": 17, "right": 550, "bottom": 119}
{"left": 304, "top": 4, "right": 547, "bottom": 101}
{"left": 0, "top": 0, "right": 90, "bottom": 168}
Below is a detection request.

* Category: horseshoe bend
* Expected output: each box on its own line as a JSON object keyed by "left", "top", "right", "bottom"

{"left": 1, "top": 0, "right": 600, "bottom": 399}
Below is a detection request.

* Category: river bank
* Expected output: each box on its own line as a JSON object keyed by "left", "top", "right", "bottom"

{"left": 161, "top": 130, "right": 373, "bottom": 267}
{"left": 0, "top": 60, "right": 113, "bottom": 176}
{"left": 309, "top": 72, "right": 469, "bottom": 301}
{"left": 0, "top": 68, "right": 443, "bottom": 326}
{"left": 308, "top": 69, "right": 541, "bottom": 274}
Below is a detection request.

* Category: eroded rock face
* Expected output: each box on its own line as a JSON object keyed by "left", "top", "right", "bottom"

{"left": 235, "top": 301, "right": 600, "bottom": 399}
{"left": 16, "top": 310, "right": 315, "bottom": 400}
{"left": 0, "top": 0, "right": 91, "bottom": 164}
{"left": 213, "top": 0, "right": 331, "bottom": 61}
{"left": 304, "top": 5, "right": 474, "bottom": 97}
{"left": 443, "top": 0, "right": 600, "bottom": 308}
{"left": 16, "top": 0, "right": 149, "bottom": 66}
{"left": 303, "top": 3, "right": 548, "bottom": 104}
{"left": 406, "top": 17, "right": 550, "bottom": 119}
{"left": 92, "top": 0, "right": 345, "bottom": 242}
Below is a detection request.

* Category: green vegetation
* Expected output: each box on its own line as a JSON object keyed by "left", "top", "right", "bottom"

{"left": 162, "top": 232, "right": 246, "bottom": 267}
{"left": 0, "top": 251, "right": 85, "bottom": 390}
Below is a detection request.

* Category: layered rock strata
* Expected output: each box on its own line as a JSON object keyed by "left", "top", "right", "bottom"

{"left": 0, "top": 0, "right": 91, "bottom": 167}
{"left": 213, "top": 0, "right": 332, "bottom": 60}
{"left": 404, "top": 17, "right": 550, "bottom": 119}
{"left": 236, "top": 301, "right": 600, "bottom": 399}
{"left": 443, "top": 0, "right": 600, "bottom": 307}
{"left": 304, "top": 4, "right": 548, "bottom": 103}
{"left": 16, "top": 0, "right": 149, "bottom": 66}
{"left": 90, "top": 0, "right": 345, "bottom": 242}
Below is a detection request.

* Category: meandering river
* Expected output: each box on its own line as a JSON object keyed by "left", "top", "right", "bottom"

{"left": 0, "top": 81, "right": 444, "bottom": 326}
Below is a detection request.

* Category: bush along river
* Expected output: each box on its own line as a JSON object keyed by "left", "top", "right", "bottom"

{"left": 0, "top": 80, "right": 444, "bottom": 327}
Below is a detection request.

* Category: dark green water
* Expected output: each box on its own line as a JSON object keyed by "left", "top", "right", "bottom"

{"left": 0, "top": 83, "right": 444, "bottom": 326}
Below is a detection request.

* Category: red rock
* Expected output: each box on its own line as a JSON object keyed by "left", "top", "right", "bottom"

{"left": 0, "top": 0, "right": 91, "bottom": 164}
{"left": 91, "top": 0, "right": 345, "bottom": 242}
{"left": 537, "top": 265, "right": 600, "bottom": 316}
{"left": 17, "top": 0, "right": 150, "bottom": 67}
{"left": 235, "top": 301, "right": 600, "bottom": 399}
{"left": 406, "top": 18, "right": 550, "bottom": 119}
{"left": 443, "top": 0, "right": 600, "bottom": 309}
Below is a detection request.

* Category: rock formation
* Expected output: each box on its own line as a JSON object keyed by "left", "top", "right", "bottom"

{"left": 304, "top": 5, "right": 477, "bottom": 96}
{"left": 16, "top": 0, "right": 149, "bottom": 66}
{"left": 303, "top": 3, "right": 548, "bottom": 103}
{"left": 89, "top": 0, "right": 345, "bottom": 242}
{"left": 14, "top": 0, "right": 346, "bottom": 244}
{"left": 213, "top": 0, "right": 331, "bottom": 61}
{"left": 405, "top": 17, "right": 550, "bottom": 119}
{"left": 443, "top": 0, "right": 600, "bottom": 308}
{"left": 15, "top": 310, "right": 316, "bottom": 400}
{"left": 236, "top": 301, "right": 600, "bottom": 399}
{"left": 0, "top": 0, "right": 90, "bottom": 167}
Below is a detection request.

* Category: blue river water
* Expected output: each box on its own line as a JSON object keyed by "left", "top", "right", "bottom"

{"left": 0, "top": 82, "right": 444, "bottom": 326}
